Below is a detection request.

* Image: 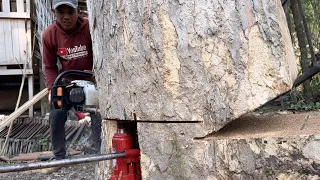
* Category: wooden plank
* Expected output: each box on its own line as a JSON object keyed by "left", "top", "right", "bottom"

{"left": 16, "top": 0, "right": 24, "bottom": 13}
{"left": 0, "top": 66, "right": 7, "bottom": 69}
{"left": 26, "top": 19, "right": 32, "bottom": 68}
{"left": 0, "top": 69, "right": 33, "bottom": 75}
{"left": 0, "top": 62, "right": 27, "bottom": 65}
{"left": 0, "top": 20, "right": 6, "bottom": 64}
{"left": 0, "top": 12, "right": 30, "bottom": 19}
{"left": 2, "top": 0, "right": 10, "bottom": 13}
{"left": 17, "top": 20, "right": 27, "bottom": 65}
{"left": 26, "top": 17, "right": 33, "bottom": 117}
{"left": 28, "top": 75, "right": 34, "bottom": 117}
{"left": 11, "top": 19, "right": 21, "bottom": 64}
{"left": 3, "top": 19, "right": 14, "bottom": 64}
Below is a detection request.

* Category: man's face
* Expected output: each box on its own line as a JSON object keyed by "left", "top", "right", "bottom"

{"left": 54, "top": 5, "right": 78, "bottom": 33}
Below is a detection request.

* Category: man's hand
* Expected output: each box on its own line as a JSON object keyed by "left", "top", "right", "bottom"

{"left": 76, "top": 112, "right": 91, "bottom": 124}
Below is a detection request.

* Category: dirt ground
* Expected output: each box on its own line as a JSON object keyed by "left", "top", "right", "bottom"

{"left": 0, "top": 115, "right": 100, "bottom": 180}
{"left": 0, "top": 162, "right": 97, "bottom": 180}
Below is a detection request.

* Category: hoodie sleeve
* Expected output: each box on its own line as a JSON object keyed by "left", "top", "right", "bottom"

{"left": 42, "top": 35, "right": 58, "bottom": 89}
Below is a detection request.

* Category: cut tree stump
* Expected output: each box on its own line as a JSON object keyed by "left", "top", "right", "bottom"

{"left": 138, "top": 112, "right": 320, "bottom": 179}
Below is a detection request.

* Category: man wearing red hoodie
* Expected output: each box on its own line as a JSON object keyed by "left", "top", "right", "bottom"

{"left": 42, "top": 0, "right": 97, "bottom": 173}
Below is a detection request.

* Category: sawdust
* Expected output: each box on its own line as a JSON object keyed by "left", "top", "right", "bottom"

{"left": 0, "top": 162, "right": 97, "bottom": 180}
{"left": 205, "top": 110, "right": 320, "bottom": 140}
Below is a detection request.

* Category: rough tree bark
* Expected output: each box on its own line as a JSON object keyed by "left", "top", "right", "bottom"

{"left": 86, "top": 0, "right": 302, "bottom": 179}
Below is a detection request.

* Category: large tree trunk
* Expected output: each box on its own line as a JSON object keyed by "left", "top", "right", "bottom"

{"left": 86, "top": 0, "right": 300, "bottom": 179}
{"left": 88, "top": 0, "right": 297, "bottom": 129}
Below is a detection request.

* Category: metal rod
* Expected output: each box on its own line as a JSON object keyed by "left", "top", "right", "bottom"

{"left": 0, "top": 152, "right": 126, "bottom": 173}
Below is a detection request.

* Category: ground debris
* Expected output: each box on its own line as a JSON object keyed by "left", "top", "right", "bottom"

{"left": 0, "top": 162, "right": 97, "bottom": 180}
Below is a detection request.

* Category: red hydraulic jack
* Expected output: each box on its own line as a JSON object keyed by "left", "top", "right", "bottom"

{"left": 110, "top": 124, "right": 142, "bottom": 180}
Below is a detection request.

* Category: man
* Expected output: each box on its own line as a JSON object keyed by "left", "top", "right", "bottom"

{"left": 42, "top": 0, "right": 96, "bottom": 173}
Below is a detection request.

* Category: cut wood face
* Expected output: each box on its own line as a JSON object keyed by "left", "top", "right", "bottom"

{"left": 87, "top": 0, "right": 298, "bottom": 131}
{"left": 137, "top": 112, "right": 320, "bottom": 179}
{"left": 204, "top": 112, "right": 320, "bottom": 140}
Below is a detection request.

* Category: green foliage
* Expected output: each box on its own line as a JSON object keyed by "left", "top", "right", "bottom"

{"left": 281, "top": 88, "right": 319, "bottom": 111}
{"left": 256, "top": 86, "right": 320, "bottom": 114}
{"left": 310, "top": 74, "right": 320, "bottom": 89}
{"left": 270, "top": 89, "right": 320, "bottom": 112}
{"left": 286, "top": 100, "right": 320, "bottom": 111}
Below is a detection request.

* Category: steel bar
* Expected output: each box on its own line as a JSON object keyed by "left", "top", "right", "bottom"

{"left": 0, "top": 152, "right": 126, "bottom": 173}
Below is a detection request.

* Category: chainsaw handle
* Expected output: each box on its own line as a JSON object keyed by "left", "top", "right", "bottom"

{"left": 53, "top": 70, "right": 94, "bottom": 86}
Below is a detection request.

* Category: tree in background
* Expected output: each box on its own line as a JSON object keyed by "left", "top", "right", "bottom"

{"left": 290, "top": 0, "right": 312, "bottom": 101}
{"left": 304, "top": 0, "right": 320, "bottom": 52}
{"left": 279, "top": 0, "right": 320, "bottom": 110}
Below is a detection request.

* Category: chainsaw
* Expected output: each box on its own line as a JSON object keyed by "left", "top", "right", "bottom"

{"left": 49, "top": 70, "right": 142, "bottom": 179}
{"left": 49, "top": 70, "right": 99, "bottom": 112}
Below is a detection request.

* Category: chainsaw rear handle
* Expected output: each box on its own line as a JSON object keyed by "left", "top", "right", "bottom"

{"left": 53, "top": 70, "right": 93, "bottom": 86}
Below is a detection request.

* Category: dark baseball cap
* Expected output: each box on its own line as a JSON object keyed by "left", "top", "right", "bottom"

{"left": 53, "top": 0, "right": 78, "bottom": 9}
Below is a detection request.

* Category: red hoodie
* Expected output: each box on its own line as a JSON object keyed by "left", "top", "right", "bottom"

{"left": 42, "top": 17, "right": 93, "bottom": 88}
